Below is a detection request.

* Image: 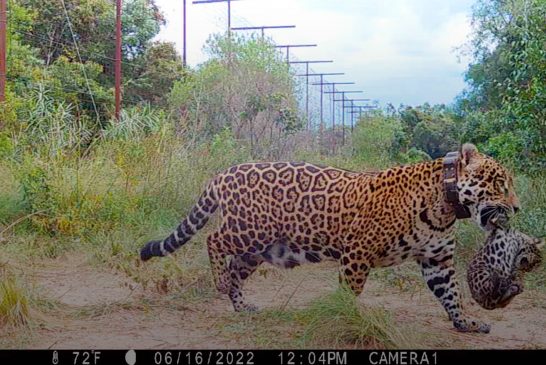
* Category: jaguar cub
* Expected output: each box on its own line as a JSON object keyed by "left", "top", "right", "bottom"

{"left": 468, "top": 228, "right": 543, "bottom": 310}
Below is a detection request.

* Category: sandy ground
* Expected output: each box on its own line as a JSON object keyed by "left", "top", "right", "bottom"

{"left": 10, "top": 253, "right": 546, "bottom": 349}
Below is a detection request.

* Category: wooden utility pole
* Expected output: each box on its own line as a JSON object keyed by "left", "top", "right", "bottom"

{"left": 183, "top": 0, "right": 187, "bottom": 66}
{"left": 0, "top": 0, "right": 6, "bottom": 103}
{"left": 115, "top": 0, "right": 122, "bottom": 121}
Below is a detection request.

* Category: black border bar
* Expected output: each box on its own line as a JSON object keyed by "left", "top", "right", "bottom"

{"left": 0, "top": 349, "right": 544, "bottom": 365}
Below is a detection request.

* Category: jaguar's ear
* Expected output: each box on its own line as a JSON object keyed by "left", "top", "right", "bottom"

{"left": 536, "top": 238, "right": 544, "bottom": 250}
{"left": 460, "top": 143, "right": 482, "bottom": 169}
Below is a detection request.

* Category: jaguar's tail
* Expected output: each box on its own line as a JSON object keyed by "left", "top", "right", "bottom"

{"left": 140, "top": 182, "right": 218, "bottom": 261}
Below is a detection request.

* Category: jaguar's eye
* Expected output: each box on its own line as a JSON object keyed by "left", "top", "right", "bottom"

{"left": 495, "top": 180, "right": 507, "bottom": 196}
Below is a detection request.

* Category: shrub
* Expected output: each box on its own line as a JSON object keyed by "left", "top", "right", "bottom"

{"left": 352, "top": 113, "right": 405, "bottom": 169}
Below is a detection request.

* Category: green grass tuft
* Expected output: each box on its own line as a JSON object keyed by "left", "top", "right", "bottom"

{"left": 0, "top": 273, "right": 31, "bottom": 327}
{"left": 296, "top": 288, "right": 412, "bottom": 349}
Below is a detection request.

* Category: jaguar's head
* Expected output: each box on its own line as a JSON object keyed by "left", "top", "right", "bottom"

{"left": 514, "top": 234, "right": 544, "bottom": 272}
{"left": 456, "top": 143, "right": 520, "bottom": 231}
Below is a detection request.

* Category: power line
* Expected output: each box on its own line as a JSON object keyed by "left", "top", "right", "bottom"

{"left": 193, "top": 0, "right": 242, "bottom": 34}
{"left": 59, "top": 0, "right": 99, "bottom": 121}
{"left": 331, "top": 90, "right": 363, "bottom": 145}
{"left": 13, "top": 29, "right": 141, "bottom": 69}
{"left": 300, "top": 72, "right": 344, "bottom": 133}
{"left": 290, "top": 60, "right": 333, "bottom": 130}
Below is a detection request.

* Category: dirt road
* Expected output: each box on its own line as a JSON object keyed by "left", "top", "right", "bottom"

{"left": 7, "top": 253, "right": 546, "bottom": 349}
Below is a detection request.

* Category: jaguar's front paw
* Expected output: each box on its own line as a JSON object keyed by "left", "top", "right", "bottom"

{"left": 216, "top": 281, "right": 230, "bottom": 295}
{"left": 234, "top": 303, "right": 259, "bottom": 313}
{"left": 454, "top": 318, "right": 491, "bottom": 333}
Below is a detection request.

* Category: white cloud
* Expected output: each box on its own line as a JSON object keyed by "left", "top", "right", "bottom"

{"left": 154, "top": 0, "right": 474, "bottom": 106}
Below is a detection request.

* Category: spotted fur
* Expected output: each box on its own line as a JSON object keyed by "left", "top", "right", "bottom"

{"left": 140, "top": 144, "right": 519, "bottom": 333}
{"left": 468, "top": 228, "right": 543, "bottom": 310}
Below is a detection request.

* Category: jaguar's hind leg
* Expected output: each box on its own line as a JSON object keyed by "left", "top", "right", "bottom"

{"left": 207, "top": 233, "right": 230, "bottom": 294}
{"left": 228, "top": 253, "right": 264, "bottom": 312}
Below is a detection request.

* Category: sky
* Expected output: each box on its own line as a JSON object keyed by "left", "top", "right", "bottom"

{"left": 154, "top": 0, "right": 476, "bottom": 107}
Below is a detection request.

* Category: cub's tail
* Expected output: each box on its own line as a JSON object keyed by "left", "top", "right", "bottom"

{"left": 140, "top": 182, "right": 218, "bottom": 261}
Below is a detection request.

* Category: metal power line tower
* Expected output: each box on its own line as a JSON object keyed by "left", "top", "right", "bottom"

{"left": 231, "top": 25, "right": 295, "bottom": 38}
{"left": 303, "top": 73, "right": 344, "bottom": 133}
{"left": 291, "top": 60, "right": 333, "bottom": 129}
{"left": 332, "top": 91, "right": 363, "bottom": 145}
{"left": 319, "top": 81, "right": 354, "bottom": 130}
{"left": 318, "top": 82, "right": 354, "bottom": 153}
{"left": 193, "top": 0, "right": 242, "bottom": 34}
{"left": 0, "top": 0, "right": 6, "bottom": 103}
{"left": 344, "top": 99, "right": 371, "bottom": 131}
{"left": 275, "top": 44, "right": 317, "bottom": 64}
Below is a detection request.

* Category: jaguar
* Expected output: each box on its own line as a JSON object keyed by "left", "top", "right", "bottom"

{"left": 468, "top": 224, "right": 543, "bottom": 310}
{"left": 140, "top": 144, "right": 520, "bottom": 333}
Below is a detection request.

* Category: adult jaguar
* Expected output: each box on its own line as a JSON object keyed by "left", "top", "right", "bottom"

{"left": 140, "top": 144, "right": 520, "bottom": 333}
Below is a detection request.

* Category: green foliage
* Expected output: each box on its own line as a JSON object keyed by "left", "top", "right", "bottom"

{"left": 16, "top": 0, "right": 115, "bottom": 66}
{"left": 124, "top": 42, "right": 186, "bottom": 106}
{"left": 401, "top": 147, "right": 431, "bottom": 164}
{"left": 512, "top": 174, "right": 546, "bottom": 238}
{"left": 0, "top": 134, "right": 14, "bottom": 159}
{"left": 17, "top": 84, "right": 96, "bottom": 155}
{"left": 0, "top": 164, "right": 25, "bottom": 225}
{"left": 0, "top": 273, "right": 31, "bottom": 327}
{"left": 103, "top": 105, "right": 168, "bottom": 141}
{"left": 12, "top": 0, "right": 167, "bottom": 115}
{"left": 352, "top": 112, "right": 405, "bottom": 169}
{"left": 209, "top": 128, "right": 252, "bottom": 171}
{"left": 400, "top": 104, "right": 462, "bottom": 159}
{"left": 169, "top": 34, "right": 301, "bottom": 158}
{"left": 459, "top": 0, "right": 546, "bottom": 173}
{"left": 122, "top": 0, "right": 164, "bottom": 59}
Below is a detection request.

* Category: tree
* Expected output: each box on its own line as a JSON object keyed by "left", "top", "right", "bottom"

{"left": 168, "top": 34, "right": 301, "bottom": 158}
{"left": 16, "top": 0, "right": 165, "bottom": 85}
{"left": 400, "top": 105, "right": 462, "bottom": 159}
{"left": 459, "top": 0, "right": 546, "bottom": 173}
{"left": 124, "top": 42, "right": 186, "bottom": 106}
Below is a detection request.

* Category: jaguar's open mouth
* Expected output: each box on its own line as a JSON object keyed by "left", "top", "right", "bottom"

{"left": 479, "top": 205, "right": 509, "bottom": 229}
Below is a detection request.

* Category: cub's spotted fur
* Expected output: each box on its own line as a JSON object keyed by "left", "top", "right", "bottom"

{"left": 141, "top": 144, "right": 519, "bottom": 333}
{"left": 468, "top": 228, "right": 543, "bottom": 310}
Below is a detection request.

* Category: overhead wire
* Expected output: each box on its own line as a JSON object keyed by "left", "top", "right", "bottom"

{"left": 13, "top": 29, "right": 141, "bottom": 69}
{"left": 59, "top": 0, "right": 100, "bottom": 121}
